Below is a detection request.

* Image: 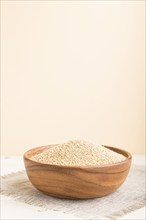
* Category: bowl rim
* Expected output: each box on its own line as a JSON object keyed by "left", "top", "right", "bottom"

{"left": 24, "top": 144, "right": 132, "bottom": 169}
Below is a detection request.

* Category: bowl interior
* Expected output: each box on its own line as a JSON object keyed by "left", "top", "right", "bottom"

{"left": 24, "top": 145, "right": 131, "bottom": 168}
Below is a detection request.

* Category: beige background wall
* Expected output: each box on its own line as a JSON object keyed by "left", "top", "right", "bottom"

{"left": 1, "top": 1, "right": 145, "bottom": 155}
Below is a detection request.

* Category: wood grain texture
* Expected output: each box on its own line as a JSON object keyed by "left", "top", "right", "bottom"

{"left": 23, "top": 145, "right": 132, "bottom": 199}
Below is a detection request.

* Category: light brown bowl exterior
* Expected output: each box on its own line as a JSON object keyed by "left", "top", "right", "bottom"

{"left": 24, "top": 145, "right": 132, "bottom": 199}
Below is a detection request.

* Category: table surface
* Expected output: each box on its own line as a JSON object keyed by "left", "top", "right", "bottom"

{"left": 1, "top": 155, "right": 146, "bottom": 220}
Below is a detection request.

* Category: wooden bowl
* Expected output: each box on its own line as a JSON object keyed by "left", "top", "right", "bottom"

{"left": 24, "top": 145, "right": 132, "bottom": 199}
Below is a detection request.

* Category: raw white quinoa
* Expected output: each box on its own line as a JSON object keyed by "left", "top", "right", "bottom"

{"left": 31, "top": 140, "right": 126, "bottom": 166}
